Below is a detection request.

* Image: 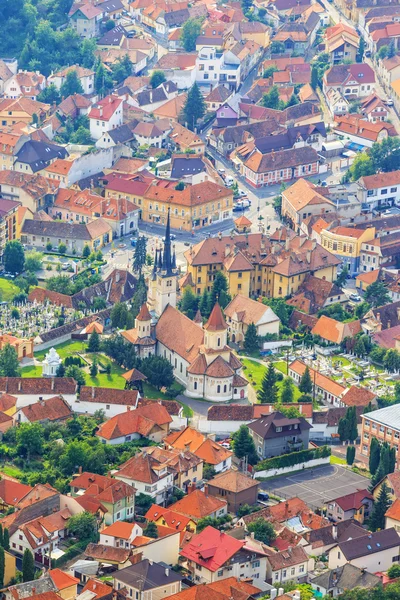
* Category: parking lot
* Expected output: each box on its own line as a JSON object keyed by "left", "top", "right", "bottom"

{"left": 259, "top": 465, "right": 370, "bottom": 510}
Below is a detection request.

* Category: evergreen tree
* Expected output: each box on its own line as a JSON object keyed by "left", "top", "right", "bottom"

{"left": 338, "top": 415, "right": 349, "bottom": 443}
{"left": 90, "top": 360, "right": 98, "bottom": 377}
{"left": 369, "top": 437, "right": 381, "bottom": 475}
{"left": 199, "top": 288, "right": 210, "bottom": 318}
{"left": 0, "top": 524, "right": 4, "bottom": 548}
{"left": 311, "top": 65, "right": 319, "bottom": 90}
{"left": 357, "top": 36, "right": 365, "bottom": 62}
{"left": 150, "top": 70, "right": 166, "bottom": 88}
{"left": 181, "top": 18, "right": 204, "bottom": 52}
{"left": 244, "top": 323, "right": 259, "bottom": 354}
{"left": 258, "top": 362, "right": 278, "bottom": 404}
{"left": 180, "top": 286, "right": 198, "bottom": 320}
{"left": 94, "top": 61, "right": 113, "bottom": 97}
{"left": 56, "top": 363, "right": 66, "bottom": 378}
{"left": 0, "top": 546, "right": 4, "bottom": 588}
{"left": 280, "top": 377, "right": 294, "bottom": 404}
{"left": 88, "top": 330, "right": 100, "bottom": 352}
{"left": 60, "top": 70, "right": 84, "bottom": 97}
{"left": 3, "top": 240, "right": 25, "bottom": 274}
{"left": 261, "top": 85, "right": 281, "bottom": 109}
{"left": 347, "top": 406, "right": 358, "bottom": 443}
{"left": 143, "top": 521, "right": 158, "bottom": 538}
{"left": 209, "top": 271, "right": 230, "bottom": 310}
{"left": 369, "top": 481, "right": 391, "bottom": 531}
{"left": 133, "top": 236, "right": 147, "bottom": 274}
{"left": 0, "top": 344, "right": 20, "bottom": 377}
{"left": 22, "top": 548, "right": 35, "bottom": 582}
{"left": 299, "top": 366, "right": 312, "bottom": 395}
{"left": 3, "top": 528, "right": 9, "bottom": 551}
{"left": 370, "top": 462, "right": 385, "bottom": 490}
{"left": 183, "top": 83, "right": 206, "bottom": 131}
{"left": 346, "top": 445, "right": 356, "bottom": 465}
{"left": 232, "top": 424, "right": 258, "bottom": 465}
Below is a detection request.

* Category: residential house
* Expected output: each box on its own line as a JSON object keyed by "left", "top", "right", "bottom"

{"left": 5, "top": 576, "right": 58, "bottom": 600}
{"left": 48, "top": 569, "right": 79, "bottom": 600}
{"left": 14, "top": 396, "right": 72, "bottom": 424}
{"left": 21, "top": 218, "right": 112, "bottom": 254}
{"left": 96, "top": 403, "right": 172, "bottom": 444}
{"left": 0, "top": 60, "right": 13, "bottom": 95}
{"left": 168, "top": 123, "right": 206, "bottom": 154}
{"left": 248, "top": 411, "right": 312, "bottom": 459}
{"left": 379, "top": 54, "right": 400, "bottom": 94}
{"left": 323, "top": 63, "right": 375, "bottom": 99}
{"left": 320, "top": 225, "right": 375, "bottom": 276}
{"left": 0, "top": 480, "right": 32, "bottom": 512}
{"left": 0, "top": 377, "right": 77, "bottom": 409}
{"left": 327, "top": 528, "right": 400, "bottom": 572}
{"left": 115, "top": 451, "right": 174, "bottom": 506}
{"left": 357, "top": 171, "right": 400, "bottom": 211}
{"left": 205, "top": 85, "right": 233, "bottom": 110}
{"left": 223, "top": 295, "right": 280, "bottom": 343}
{"left": 333, "top": 114, "right": 396, "bottom": 148}
{"left": 89, "top": 95, "right": 124, "bottom": 141}
{"left": 326, "top": 490, "right": 374, "bottom": 524}
{"left": 68, "top": 3, "right": 103, "bottom": 38}
{"left": 142, "top": 446, "right": 203, "bottom": 491}
{"left": 362, "top": 300, "right": 400, "bottom": 334}
{"left": 131, "top": 81, "right": 179, "bottom": 113}
{"left": 4, "top": 70, "right": 46, "bottom": 100}
{"left": 9, "top": 508, "right": 71, "bottom": 561}
{"left": 374, "top": 470, "right": 400, "bottom": 503}
{"left": 360, "top": 232, "right": 400, "bottom": 272}
{"left": 48, "top": 65, "right": 95, "bottom": 95}
{"left": 303, "top": 519, "right": 367, "bottom": 558}
{"left": 385, "top": 498, "right": 400, "bottom": 531}
{"left": 180, "top": 525, "right": 268, "bottom": 585}
{"left": 165, "top": 578, "right": 261, "bottom": 600}
{"left": 113, "top": 559, "right": 183, "bottom": 598}
{"left": 371, "top": 23, "right": 400, "bottom": 54}
{"left": 145, "top": 504, "right": 196, "bottom": 536}
{"left": 289, "top": 360, "right": 346, "bottom": 406}
{"left": 286, "top": 275, "right": 346, "bottom": 315}
{"left": 325, "top": 23, "right": 359, "bottom": 64}
{"left": 326, "top": 88, "right": 350, "bottom": 116}
{"left": 0, "top": 97, "right": 50, "bottom": 127}
{"left": 239, "top": 496, "right": 329, "bottom": 531}
{"left": 281, "top": 178, "right": 335, "bottom": 232}
{"left": 360, "top": 93, "right": 389, "bottom": 122}
{"left": 99, "top": 521, "right": 143, "bottom": 548}
{"left": 361, "top": 404, "right": 400, "bottom": 467}
{"left": 206, "top": 470, "right": 259, "bottom": 514}
{"left": 311, "top": 564, "right": 381, "bottom": 598}
{"left": 72, "top": 386, "right": 139, "bottom": 418}
{"left": 272, "top": 25, "right": 309, "bottom": 56}
{"left": 152, "top": 53, "right": 197, "bottom": 90}
{"left": 196, "top": 47, "right": 241, "bottom": 91}
{"left": 56, "top": 94, "right": 91, "bottom": 120}
{"left": 14, "top": 140, "right": 68, "bottom": 175}
{"left": 168, "top": 155, "right": 221, "bottom": 185}
{"left": 0, "top": 130, "right": 29, "bottom": 171}
{"left": 266, "top": 546, "right": 312, "bottom": 585}
{"left": 164, "top": 426, "right": 233, "bottom": 472}
{"left": 168, "top": 485, "right": 228, "bottom": 522}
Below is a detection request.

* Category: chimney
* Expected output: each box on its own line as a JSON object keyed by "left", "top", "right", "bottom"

{"left": 32, "top": 589, "right": 36, "bottom": 596}
{"left": 100, "top": 106, "right": 103, "bottom": 117}
{"left": 18, "top": 381, "right": 21, "bottom": 391}
{"left": 218, "top": 231, "right": 222, "bottom": 240}
{"left": 204, "top": 484, "right": 208, "bottom": 497}
{"left": 225, "top": 244, "right": 231, "bottom": 257}
{"left": 116, "top": 271, "right": 120, "bottom": 283}
{"left": 377, "top": 312, "right": 381, "bottom": 322}
{"left": 306, "top": 250, "right": 311, "bottom": 263}
{"left": 285, "top": 236, "right": 290, "bottom": 251}
{"left": 165, "top": 568, "right": 170, "bottom": 577}
{"left": 52, "top": 379, "right": 55, "bottom": 390}
{"left": 332, "top": 570, "right": 338, "bottom": 585}
{"left": 332, "top": 524, "right": 337, "bottom": 540}
{"left": 79, "top": 466, "right": 83, "bottom": 474}
{"left": 188, "top": 483, "right": 196, "bottom": 494}
{"left": 127, "top": 406, "right": 131, "bottom": 411}
{"left": 130, "top": 552, "right": 143, "bottom": 565}
{"left": 250, "top": 531, "right": 255, "bottom": 540}
{"left": 278, "top": 589, "right": 284, "bottom": 597}
{"left": 388, "top": 320, "right": 391, "bottom": 329}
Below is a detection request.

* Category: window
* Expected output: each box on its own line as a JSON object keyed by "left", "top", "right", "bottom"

{"left": 283, "top": 570, "right": 287, "bottom": 578}
{"left": 299, "top": 565, "right": 305, "bottom": 573}
{"left": 217, "top": 570, "right": 224, "bottom": 577}
{"left": 381, "top": 188, "right": 388, "bottom": 195}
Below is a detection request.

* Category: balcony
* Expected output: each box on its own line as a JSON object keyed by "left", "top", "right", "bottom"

{"left": 287, "top": 439, "right": 303, "bottom": 450}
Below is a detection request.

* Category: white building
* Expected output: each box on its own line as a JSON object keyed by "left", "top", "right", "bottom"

{"left": 42, "top": 347, "right": 61, "bottom": 377}
{"left": 224, "top": 294, "right": 280, "bottom": 343}
{"left": 72, "top": 387, "right": 140, "bottom": 418}
{"left": 267, "top": 546, "right": 313, "bottom": 584}
{"left": 195, "top": 47, "right": 241, "bottom": 91}
{"left": 357, "top": 170, "right": 400, "bottom": 211}
{"left": 89, "top": 95, "right": 124, "bottom": 140}
{"left": 47, "top": 66, "right": 95, "bottom": 95}
{"left": 100, "top": 522, "right": 143, "bottom": 548}
{"left": 115, "top": 452, "right": 174, "bottom": 506}
{"left": 327, "top": 529, "right": 400, "bottom": 573}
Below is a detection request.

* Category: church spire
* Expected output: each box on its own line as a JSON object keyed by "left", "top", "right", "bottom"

{"left": 161, "top": 208, "right": 173, "bottom": 276}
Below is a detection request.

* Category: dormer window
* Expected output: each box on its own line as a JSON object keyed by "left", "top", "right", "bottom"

{"left": 276, "top": 426, "right": 282, "bottom": 432}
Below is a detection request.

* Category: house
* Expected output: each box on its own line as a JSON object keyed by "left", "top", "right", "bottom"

{"left": 325, "top": 23, "right": 359, "bottom": 64}
{"left": 9, "top": 508, "right": 71, "bottom": 559}
{"left": 0, "top": 169, "right": 57, "bottom": 213}
{"left": 113, "top": 559, "right": 183, "bottom": 598}
{"left": 47, "top": 66, "right": 94, "bottom": 95}
{"left": 326, "top": 88, "right": 350, "bottom": 116}
{"left": 287, "top": 275, "right": 346, "bottom": 315}
{"left": 145, "top": 504, "right": 196, "bottom": 536}
{"left": 100, "top": 521, "right": 143, "bottom": 548}
{"left": 379, "top": 54, "right": 400, "bottom": 94}
{"left": 272, "top": 25, "right": 309, "bottom": 56}
{"left": 320, "top": 226, "right": 376, "bottom": 276}
{"left": 96, "top": 403, "right": 172, "bottom": 445}
{"left": 333, "top": 114, "right": 396, "bottom": 148}
{"left": 281, "top": 178, "right": 335, "bottom": 233}
{"left": 311, "top": 315, "right": 362, "bottom": 345}
{"left": 152, "top": 53, "right": 197, "bottom": 90}
{"left": 311, "top": 564, "right": 381, "bottom": 598}
{"left": 4, "top": 70, "right": 46, "bottom": 100}
{"left": 21, "top": 218, "right": 112, "bottom": 254}
{"left": 180, "top": 526, "right": 268, "bottom": 585}
{"left": 266, "top": 546, "right": 312, "bottom": 585}
{"left": 84, "top": 543, "right": 132, "bottom": 569}
{"left": 371, "top": 23, "right": 400, "bottom": 54}
{"left": 206, "top": 470, "right": 259, "bottom": 514}
{"left": 5, "top": 576, "right": 58, "bottom": 600}
{"left": 48, "top": 569, "right": 80, "bottom": 600}
{"left": 360, "top": 93, "right": 389, "bottom": 122}
{"left": 239, "top": 496, "right": 329, "bottom": 531}
{"left": 357, "top": 171, "right": 400, "bottom": 211}
{"left": 303, "top": 519, "right": 367, "bottom": 557}
{"left": 168, "top": 485, "right": 227, "bottom": 522}
{"left": 326, "top": 490, "right": 374, "bottom": 524}
{"left": 289, "top": 360, "right": 346, "bottom": 407}
{"left": 0, "top": 377, "right": 77, "bottom": 409}
{"left": 205, "top": 85, "right": 233, "bottom": 110}
{"left": 14, "top": 395, "right": 72, "bottom": 424}
{"left": 89, "top": 95, "right": 124, "bottom": 140}
{"left": 0, "top": 479, "right": 32, "bottom": 512}
{"left": 72, "top": 386, "right": 139, "bottom": 418}
{"left": 115, "top": 451, "right": 174, "bottom": 506}
{"left": 164, "top": 427, "right": 233, "bottom": 472}
{"left": 359, "top": 232, "right": 400, "bottom": 272}
{"left": 248, "top": 411, "right": 312, "bottom": 459}
{"left": 374, "top": 470, "right": 400, "bottom": 503}
{"left": 223, "top": 295, "right": 280, "bottom": 343}
{"left": 14, "top": 140, "right": 68, "bottom": 175}
{"left": 323, "top": 63, "right": 375, "bottom": 99}
{"left": 166, "top": 578, "right": 261, "bottom": 600}
{"left": 68, "top": 3, "right": 103, "bottom": 38}
{"left": 0, "top": 97, "right": 50, "bottom": 127}
{"left": 327, "top": 528, "right": 400, "bottom": 572}
{"left": 142, "top": 446, "right": 203, "bottom": 491}
{"left": 361, "top": 404, "right": 400, "bottom": 467}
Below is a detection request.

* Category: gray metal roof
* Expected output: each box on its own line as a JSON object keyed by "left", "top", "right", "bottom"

{"left": 363, "top": 404, "right": 400, "bottom": 429}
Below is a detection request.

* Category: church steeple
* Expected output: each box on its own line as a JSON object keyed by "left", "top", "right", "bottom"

{"left": 153, "top": 207, "right": 178, "bottom": 317}
{"left": 161, "top": 208, "right": 173, "bottom": 276}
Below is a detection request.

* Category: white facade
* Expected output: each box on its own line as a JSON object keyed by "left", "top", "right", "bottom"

{"left": 190, "top": 553, "right": 268, "bottom": 585}
{"left": 72, "top": 398, "right": 140, "bottom": 419}
{"left": 357, "top": 179, "right": 400, "bottom": 211}
{"left": 267, "top": 557, "right": 313, "bottom": 584}
{"left": 47, "top": 70, "right": 94, "bottom": 95}
{"left": 13, "top": 392, "right": 77, "bottom": 410}
{"left": 116, "top": 470, "right": 174, "bottom": 506}
{"left": 100, "top": 523, "right": 143, "bottom": 548}
{"left": 195, "top": 47, "right": 241, "bottom": 91}
{"left": 42, "top": 347, "right": 61, "bottom": 377}
{"left": 328, "top": 544, "right": 400, "bottom": 573}
{"left": 89, "top": 102, "right": 124, "bottom": 141}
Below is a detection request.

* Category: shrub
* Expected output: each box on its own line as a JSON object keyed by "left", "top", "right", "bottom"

{"left": 254, "top": 446, "right": 331, "bottom": 472}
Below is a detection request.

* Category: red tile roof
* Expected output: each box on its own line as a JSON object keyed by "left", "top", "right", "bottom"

{"left": 48, "top": 569, "right": 79, "bottom": 591}
{"left": 333, "top": 489, "right": 373, "bottom": 512}
{"left": 96, "top": 404, "right": 171, "bottom": 441}
{"left": 204, "top": 303, "right": 228, "bottom": 332}
{"left": 0, "top": 479, "right": 32, "bottom": 506}
{"left": 180, "top": 526, "right": 244, "bottom": 570}
{"left": 168, "top": 489, "right": 227, "bottom": 519}
{"left": 89, "top": 95, "right": 123, "bottom": 121}
{"left": 20, "top": 395, "right": 72, "bottom": 422}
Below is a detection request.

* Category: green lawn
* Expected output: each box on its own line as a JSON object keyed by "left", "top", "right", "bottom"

{"left": 1, "top": 464, "right": 24, "bottom": 479}
{"left": 86, "top": 373, "right": 126, "bottom": 389}
{"left": 331, "top": 355, "right": 351, "bottom": 367}
{"left": 274, "top": 361, "right": 288, "bottom": 375}
{"left": 34, "top": 339, "right": 87, "bottom": 361}
{"left": 21, "top": 365, "right": 43, "bottom": 377}
{"left": 142, "top": 381, "right": 184, "bottom": 400}
{"left": 0, "top": 278, "right": 19, "bottom": 301}
{"left": 330, "top": 455, "right": 347, "bottom": 465}
{"left": 242, "top": 358, "right": 301, "bottom": 401}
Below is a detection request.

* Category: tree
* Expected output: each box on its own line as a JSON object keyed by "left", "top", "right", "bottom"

{"left": 90, "top": 360, "right": 98, "bottom": 377}
{"left": 175, "top": 181, "right": 185, "bottom": 190}
{"left": 258, "top": 362, "right": 278, "bottom": 404}
{"left": 0, "top": 344, "right": 20, "bottom": 377}
{"left": 183, "top": 83, "right": 206, "bottom": 131}
{"left": 82, "top": 244, "right": 91, "bottom": 259}
{"left": 0, "top": 525, "right": 4, "bottom": 548}
{"left": 68, "top": 511, "right": 98, "bottom": 541}
{"left": 338, "top": 415, "right": 349, "bottom": 443}
{"left": 378, "top": 44, "right": 389, "bottom": 60}
{"left": 3, "top": 528, "right": 9, "bottom": 551}
{"left": 60, "top": 70, "right": 84, "bottom": 98}
{"left": 181, "top": 17, "right": 204, "bottom": 52}
{"left": 0, "top": 546, "right": 5, "bottom": 588}
{"left": 111, "top": 302, "right": 131, "bottom": 329}
{"left": 56, "top": 362, "right": 66, "bottom": 377}
{"left": 141, "top": 355, "right": 174, "bottom": 390}
{"left": 311, "top": 65, "right": 319, "bottom": 90}
{"left": 94, "top": 61, "right": 113, "bottom": 97}
{"left": 203, "top": 464, "right": 216, "bottom": 480}
{"left": 354, "top": 337, "right": 366, "bottom": 357}
{"left": 199, "top": 289, "right": 210, "bottom": 318}
{"left": 180, "top": 286, "right": 198, "bottom": 320}
{"left": 262, "top": 85, "right": 282, "bottom": 110}
{"left": 38, "top": 83, "right": 61, "bottom": 104}
{"left": 280, "top": 377, "right": 294, "bottom": 403}
{"left": 22, "top": 549, "right": 35, "bottom": 582}
{"left": 244, "top": 323, "right": 259, "bottom": 354}
{"left": 133, "top": 236, "right": 147, "bottom": 274}
{"left": 88, "top": 330, "right": 100, "bottom": 352}
{"left": 270, "top": 41, "right": 285, "bottom": 54}
{"left": 369, "top": 481, "right": 391, "bottom": 531}
{"left": 364, "top": 281, "right": 391, "bottom": 308}
{"left": 16, "top": 423, "right": 44, "bottom": 460}
{"left": 339, "top": 407, "right": 358, "bottom": 443}
{"left": 346, "top": 445, "right": 356, "bottom": 465}
{"left": 105, "top": 18, "right": 115, "bottom": 30}
{"left": 58, "top": 242, "right": 67, "bottom": 254}
{"left": 47, "top": 275, "right": 73, "bottom": 295}
{"left": 286, "top": 93, "right": 299, "bottom": 107}
{"left": 24, "top": 250, "right": 43, "bottom": 272}
{"left": 3, "top": 241, "right": 24, "bottom": 274}
{"left": 150, "top": 70, "right": 166, "bottom": 88}
{"left": 209, "top": 271, "right": 231, "bottom": 310}
{"left": 263, "top": 66, "right": 278, "bottom": 78}
{"left": 357, "top": 36, "right": 365, "bottom": 62}
{"left": 384, "top": 348, "right": 400, "bottom": 373}
{"left": 247, "top": 518, "right": 276, "bottom": 544}
{"left": 370, "top": 136, "right": 400, "bottom": 173}
{"left": 65, "top": 365, "right": 86, "bottom": 389}
{"left": 369, "top": 437, "right": 381, "bottom": 475}
{"left": 70, "top": 126, "right": 92, "bottom": 145}
{"left": 232, "top": 424, "right": 259, "bottom": 465}
{"left": 112, "top": 54, "right": 133, "bottom": 84}
{"left": 299, "top": 366, "right": 312, "bottom": 395}
{"left": 335, "top": 265, "right": 348, "bottom": 288}
{"left": 349, "top": 151, "right": 374, "bottom": 180}
{"left": 143, "top": 521, "right": 158, "bottom": 538}
{"left": 388, "top": 564, "right": 400, "bottom": 579}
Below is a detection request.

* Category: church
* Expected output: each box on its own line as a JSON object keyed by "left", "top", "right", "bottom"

{"left": 122, "top": 210, "right": 248, "bottom": 402}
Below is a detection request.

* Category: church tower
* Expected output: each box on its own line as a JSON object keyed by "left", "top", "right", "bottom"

{"left": 202, "top": 302, "right": 230, "bottom": 364}
{"left": 154, "top": 208, "right": 178, "bottom": 318}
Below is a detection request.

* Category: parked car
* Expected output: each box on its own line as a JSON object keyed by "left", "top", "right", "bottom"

{"left": 233, "top": 199, "right": 251, "bottom": 211}
{"left": 386, "top": 98, "right": 394, "bottom": 106}
{"left": 218, "top": 168, "right": 226, "bottom": 174}
{"left": 238, "top": 189, "right": 247, "bottom": 197}
{"left": 163, "top": 234, "right": 176, "bottom": 241}
{"left": 349, "top": 293, "right": 361, "bottom": 302}
{"left": 130, "top": 238, "right": 137, "bottom": 247}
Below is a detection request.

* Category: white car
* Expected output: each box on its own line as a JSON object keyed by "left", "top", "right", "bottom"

{"left": 218, "top": 168, "right": 226, "bottom": 174}
{"left": 238, "top": 189, "right": 247, "bottom": 197}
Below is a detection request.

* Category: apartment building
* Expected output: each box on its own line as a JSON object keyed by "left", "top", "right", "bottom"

{"left": 361, "top": 405, "right": 400, "bottom": 467}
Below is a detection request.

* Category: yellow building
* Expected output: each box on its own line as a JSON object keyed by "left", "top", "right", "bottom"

{"left": 4, "top": 551, "right": 16, "bottom": 586}
{"left": 49, "top": 569, "right": 80, "bottom": 600}
{"left": 0, "top": 97, "right": 50, "bottom": 126}
{"left": 183, "top": 232, "right": 340, "bottom": 298}
{"left": 320, "top": 226, "right": 375, "bottom": 277}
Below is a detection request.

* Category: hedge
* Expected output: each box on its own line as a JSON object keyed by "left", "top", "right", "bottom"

{"left": 254, "top": 445, "right": 331, "bottom": 472}
{"left": 53, "top": 540, "right": 88, "bottom": 567}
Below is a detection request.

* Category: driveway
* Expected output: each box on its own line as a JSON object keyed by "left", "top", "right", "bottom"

{"left": 177, "top": 394, "right": 251, "bottom": 417}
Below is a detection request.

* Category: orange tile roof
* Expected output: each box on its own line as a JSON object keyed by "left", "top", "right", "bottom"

{"left": 195, "top": 438, "right": 233, "bottom": 466}
{"left": 81, "top": 579, "right": 113, "bottom": 599}
{"left": 311, "top": 315, "right": 362, "bottom": 344}
{"left": 48, "top": 569, "right": 79, "bottom": 591}
{"left": 169, "top": 489, "right": 227, "bottom": 519}
{"left": 101, "top": 521, "right": 139, "bottom": 540}
{"left": 0, "top": 479, "right": 32, "bottom": 506}
{"left": 96, "top": 403, "right": 171, "bottom": 441}
{"left": 208, "top": 469, "right": 259, "bottom": 492}
{"left": 386, "top": 498, "right": 400, "bottom": 521}
{"left": 156, "top": 305, "right": 204, "bottom": 363}
{"left": 289, "top": 359, "right": 346, "bottom": 398}
{"left": 204, "top": 303, "right": 228, "bottom": 332}
{"left": 164, "top": 426, "right": 205, "bottom": 452}
{"left": 153, "top": 94, "right": 187, "bottom": 119}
